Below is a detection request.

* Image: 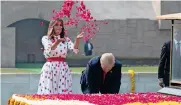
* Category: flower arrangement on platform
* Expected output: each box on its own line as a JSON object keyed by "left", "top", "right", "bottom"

{"left": 8, "top": 93, "right": 181, "bottom": 105}
{"left": 124, "top": 101, "right": 181, "bottom": 105}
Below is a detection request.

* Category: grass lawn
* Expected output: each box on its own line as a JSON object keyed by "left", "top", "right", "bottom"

{"left": 1, "top": 66, "right": 158, "bottom": 73}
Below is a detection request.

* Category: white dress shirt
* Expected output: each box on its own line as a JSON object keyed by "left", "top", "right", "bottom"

{"left": 88, "top": 43, "right": 91, "bottom": 51}
{"left": 174, "top": 39, "right": 181, "bottom": 56}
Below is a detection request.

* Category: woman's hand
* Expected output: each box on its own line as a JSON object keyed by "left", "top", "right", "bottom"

{"left": 73, "top": 32, "right": 84, "bottom": 50}
{"left": 73, "top": 49, "right": 79, "bottom": 54}
{"left": 51, "top": 38, "right": 65, "bottom": 50}
{"left": 76, "top": 32, "right": 84, "bottom": 39}
{"left": 58, "top": 38, "right": 66, "bottom": 42}
{"left": 41, "top": 48, "right": 44, "bottom": 51}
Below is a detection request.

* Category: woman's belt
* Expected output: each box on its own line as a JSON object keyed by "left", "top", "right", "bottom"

{"left": 46, "top": 57, "right": 65, "bottom": 62}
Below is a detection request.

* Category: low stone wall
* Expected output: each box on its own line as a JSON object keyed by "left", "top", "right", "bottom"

{"left": 1, "top": 73, "right": 161, "bottom": 105}
{"left": 16, "top": 58, "right": 160, "bottom": 68}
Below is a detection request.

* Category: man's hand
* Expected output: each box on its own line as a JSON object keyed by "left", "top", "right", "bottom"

{"left": 158, "top": 78, "right": 165, "bottom": 88}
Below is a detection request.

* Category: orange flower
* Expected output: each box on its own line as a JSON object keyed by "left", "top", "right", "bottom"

{"left": 19, "top": 102, "right": 26, "bottom": 105}
{"left": 10, "top": 98, "right": 15, "bottom": 105}
{"left": 14, "top": 101, "right": 20, "bottom": 105}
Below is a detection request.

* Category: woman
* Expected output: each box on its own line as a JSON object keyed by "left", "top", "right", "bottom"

{"left": 37, "top": 18, "right": 83, "bottom": 94}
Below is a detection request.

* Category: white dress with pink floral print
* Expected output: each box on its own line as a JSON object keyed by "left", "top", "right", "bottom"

{"left": 37, "top": 35, "right": 74, "bottom": 94}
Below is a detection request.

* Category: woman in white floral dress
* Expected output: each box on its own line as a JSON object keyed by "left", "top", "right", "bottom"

{"left": 37, "top": 18, "right": 83, "bottom": 94}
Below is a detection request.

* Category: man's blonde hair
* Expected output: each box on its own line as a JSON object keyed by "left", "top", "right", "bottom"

{"left": 100, "top": 53, "right": 115, "bottom": 66}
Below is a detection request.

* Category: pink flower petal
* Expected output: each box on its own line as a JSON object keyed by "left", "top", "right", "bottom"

{"left": 51, "top": 0, "right": 108, "bottom": 42}
{"left": 40, "top": 22, "right": 44, "bottom": 26}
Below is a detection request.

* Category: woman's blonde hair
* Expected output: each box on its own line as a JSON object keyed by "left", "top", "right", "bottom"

{"left": 100, "top": 53, "right": 115, "bottom": 66}
{"left": 47, "top": 18, "right": 65, "bottom": 39}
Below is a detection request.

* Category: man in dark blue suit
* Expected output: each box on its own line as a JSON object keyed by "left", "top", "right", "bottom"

{"left": 158, "top": 41, "right": 171, "bottom": 87}
{"left": 84, "top": 39, "right": 93, "bottom": 56}
{"left": 80, "top": 53, "right": 122, "bottom": 94}
{"left": 158, "top": 27, "right": 181, "bottom": 87}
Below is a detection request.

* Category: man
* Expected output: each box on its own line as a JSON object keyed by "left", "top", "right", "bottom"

{"left": 80, "top": 53, "right": 122, "bottom": 94}
{"left": 158, "top": 27, "right": 181, "bottom": 87}
{"left": 172, "top": 28, "right": 181, "bottom": 81}
{"left": 84, "top": 39, "right": 93, "bottom": 56}
{"left": 158, "top": 40, "right": 171, "bottom": 87}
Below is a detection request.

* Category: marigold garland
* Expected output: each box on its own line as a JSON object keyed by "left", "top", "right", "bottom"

{"left": 128, "top": 70, "right": 135, "bottom": 93}
{"left": 8, "top": 98, "right": 28, "bottom": 105}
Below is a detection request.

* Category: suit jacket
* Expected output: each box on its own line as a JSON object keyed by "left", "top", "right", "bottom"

{"left": 158, "top": 41, "right": 171, "bottom": 86}
{"left": 84, "top": 42, "right": 93, "bottom": 56}
{"left": 158, "top": 40, "right": 181, "bottom": 86}
{"left": 80, "top": 56, "right": 122, "bottom": 94}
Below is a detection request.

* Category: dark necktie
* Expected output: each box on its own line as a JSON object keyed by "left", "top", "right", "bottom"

{"left": 103, "top": 72, "right": 107, "bottom": 82}
{"left": 177, "top": 42, "right": 180, "bottom": 57}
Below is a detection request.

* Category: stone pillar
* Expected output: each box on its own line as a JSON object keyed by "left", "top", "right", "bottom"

{"left": 1, "top": 28, "right": 16, "bottom": 68}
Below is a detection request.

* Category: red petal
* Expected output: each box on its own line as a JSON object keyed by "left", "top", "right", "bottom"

{"left": 52, "top": 9, "right": 55, "bottom": 13}
{"left": 40, "top": 22, "right": 44, "bottom": 26}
